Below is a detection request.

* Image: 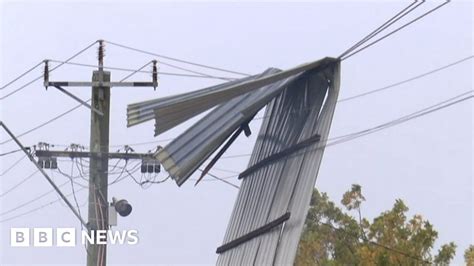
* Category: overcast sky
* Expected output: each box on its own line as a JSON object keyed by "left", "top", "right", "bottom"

{"left": 0, "top": 0, "right": 472, "bottom": 265}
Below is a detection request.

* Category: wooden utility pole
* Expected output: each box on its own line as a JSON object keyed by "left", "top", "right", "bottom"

{"left": 87, "top": 41, "right": 111, "bottom": 265}
{"left": 39, "top": 40, "right": 159, "bottom": 266}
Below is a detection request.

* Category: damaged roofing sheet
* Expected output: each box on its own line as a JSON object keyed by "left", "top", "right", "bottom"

{"left": 126, "top": 57, "right": 340, "bottom": 265}
{"left": 127, "top": 57, "right": 335, "bottom": 135}
{"left": 217, "top": 62, "right": 340, "bottom": 265}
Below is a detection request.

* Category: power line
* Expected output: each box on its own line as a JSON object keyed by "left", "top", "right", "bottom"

{"left": 198, "top": 169, "right": 239, "bottom": 189}
{"left": 338, "top": 55, "right": 474, "bottom": 102}
{"left": 0, "top": 102, "right": 88, "bottom": 145}
{"left": 0, "top": 185, "right": 88, "bottom": 223}
{"left": 0, "top": 155, "right": 27, "bottom": 176}
{"left": 0, "top": 61, "right": 44, "bottom": 90}
{"left": 55, "top": 167, "right": 89, "bottom": 189}
{"left": 247, "top": 56, "right": 472, "bottom": 121}
{"left": 189, "top": 174, "right": 239, "bottom": 183}
{"left": 105, "top": 40, "right": 251, "bottom": 77}
{"left": 0, "top": 160, "right": 140, "bottom": 222}
{"left": 342, "top": 1, "right": 451, "bottom": 61}
{"left": 0, "top": 121, "right": 88, "bottom": 227}
{"left": 0, "top": 179, "right": 71, "bottom": 216}
{"left": 68, "top": 162, "right": 83, "bottom": 229}
{"left": 323, "top": 94, "right": 472, "bottom": 148}
{"left": 107, "top": 40, "right": 237, "bottom": 80}
{"left": 338, "top": 0, "right": 422, "bottom": 58}
{"left": 289, "top": 91, "right": 474, "bottom": 159}
{"left": 220, "top": 90, "right": 473, "bottom": 160}
{"left": 109, "top": 138, "right": 174, "bottom": 148}
{"left": 0, "top": 170, "right": 38, "bottom": 197}
{"left": 0, "top": 148, "right": 23, "bottom": 157}
{"left": 48, "top": 60, "right": 237, "bottom": 81}
{"left": 0, "top": 41, "right": 98, "bottom": 101}
{"left": 118, "top": 61, "right": 153, "bottom": 82}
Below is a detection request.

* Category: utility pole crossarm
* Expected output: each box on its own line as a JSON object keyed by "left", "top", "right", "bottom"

{"left": 35, "top": 150, "right": 155, "bottom": 160}
{"left": 47, "top": 81, "right": 157, "bottom": 87}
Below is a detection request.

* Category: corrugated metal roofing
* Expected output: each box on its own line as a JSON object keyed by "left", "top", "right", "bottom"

{"left": 127, "top": 57, "right": 334, "bottom": 135}
{"left": 217, "top": 62, "right": 340, "bottom": 265}
{"left": 126, "top": 57, "right": 340, "bottom": 265}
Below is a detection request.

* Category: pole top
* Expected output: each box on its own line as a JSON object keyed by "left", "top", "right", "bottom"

{"left": 98, "top": 40, "right": 105, "bottom": 69}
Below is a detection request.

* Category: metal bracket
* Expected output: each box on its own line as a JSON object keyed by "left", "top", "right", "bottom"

{"left": 53, "top": 85, "right": 104, "bottom": 116}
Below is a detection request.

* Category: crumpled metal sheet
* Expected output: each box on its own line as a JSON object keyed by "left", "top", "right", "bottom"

{"left": 156, "top": 68, "right": 304, "bottom": 186}
{"left": 125, "top": 56, "right": 340, "bottom": 265}
{"left": 147, "top": 58, "right": 335, "bottom": 187}
{"left": 126, "top": 74, "right": 258, "bottom": 128}
{"left": 127, "top": 57, "right": 334, "bottom": 136}
{"left": 216, "top": 61, "right": 340, "bottom": 266}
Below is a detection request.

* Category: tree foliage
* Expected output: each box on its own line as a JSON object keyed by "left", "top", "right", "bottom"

{"left": 465, "top": 245, "right": 474, "bottom": 266}
{"left": 296, "top": 185, "right": 457, "bottom": 265}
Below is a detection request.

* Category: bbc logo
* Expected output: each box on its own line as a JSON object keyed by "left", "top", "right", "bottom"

{"left": 11, "top": 228, "right": 76, "bottom": 247}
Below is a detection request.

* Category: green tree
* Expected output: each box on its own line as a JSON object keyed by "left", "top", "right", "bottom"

{"left": 296, "top": 185, "right": 456, "bottom": 265}
{"left": 465, "top": 245, "right": 474, "bottom": 266}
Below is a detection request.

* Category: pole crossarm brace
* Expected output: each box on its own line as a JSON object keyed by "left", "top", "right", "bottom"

{"left": 53, "top": 85, "right": 103, "bottom": 116}
{"left": 35, "top": 150, "right": 156, "bottom": 160}
{"left": 0, "top": 121, "right": 88, "bottom": 228}
{"left": 47, "top": 81, "right": 157, "bottom": 87}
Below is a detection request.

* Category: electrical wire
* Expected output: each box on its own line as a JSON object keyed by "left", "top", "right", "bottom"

{"left": 342, "top": 1, "right": 451, "bottom": 61}
{"left": 109, "top": 161, "right": 142, "bottom": 185}
{"left": 287, "top": 92, "right": 473, "bottom": 159}
{"left": 56, "top": 166, "right": 89, "bottom": 188}
{"left": 188, "top": 174, "right": 239, "bottom": 182}
{"left": 338, "top": 0, "right": 422, "bottom": 58}
{"left": 0, "top": 40, "right": 98, "bottom": 100}
{"left": 108, "top": 160, "right": 130, "bottom": 184}
{"left": 48, "top": 60, "right": 237, "bottom": 81}
{"left": 0, "top": 61, "right": 44, "bottom": 90}
{"left": 197, "top": 169, "right": 239, "bottom": 189}
{"left": 75, "top": 158, "right": 90, "bottom": 182}
{"left": 110, "top": 43, "right": 233, "bottom": 80}
{"left": 0, "top": 155, "right": 27, "bottom": 176}
{"left": 0, "top": 161, "right": 133, "bottom": 223}
{"left": 0, "top": 170, "right": 38, "bottom": 197}
{"left": 105, "top": 40, "right": 251, "bottom": 77}
{"left": 220, "top": 90, "right": 472, "bottom": 160}
{"left": 125, "top": 167, "right": 169, "bottom": 187}
{"left": 109, "top": 138, "right": 174, "bottom": 148}
{"left": 117, "top": 61, "right": 152, "bottom": 82}
{"left": 0, "top": 179, "right": 71, "bottom": 216}
{"left": 0, "top": 148, "right": 23, "bottom": 157}
{"left": 338, "top": 55, "right": 474, "bottom": 102}
{"left": 0, "top": 187, "right": 88, "bottom": 223}
{"left": 0, "top": 100, "right": 89, "bottom": 145}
